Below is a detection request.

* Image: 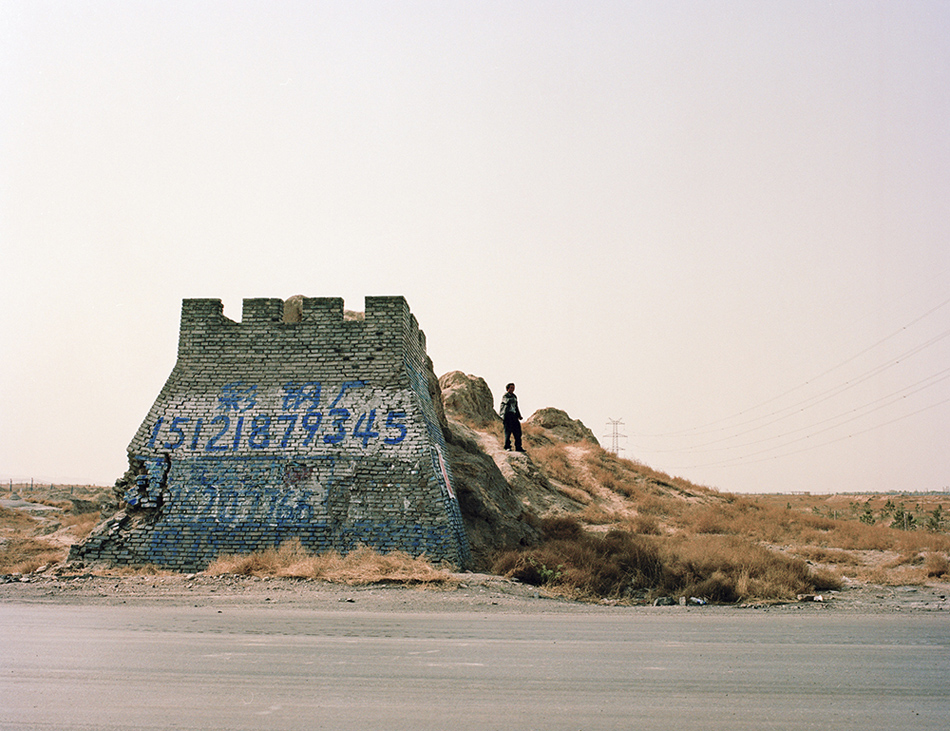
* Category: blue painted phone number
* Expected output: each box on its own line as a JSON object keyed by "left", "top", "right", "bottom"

{"left": 146, "top": 409, "right": 408, "bottom": 452}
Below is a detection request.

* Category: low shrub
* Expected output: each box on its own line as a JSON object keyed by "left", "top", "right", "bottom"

{"left": 492, "top": 525, "right": 838, "bottom": 603}
{"left": 540, "top": 515, "right": 584, "bottom": 540}
{"left": 626, "top": 514, "right": 662, "bottom": 535}
{"left": 493, "top": 529, "right": 664, "bottom": 600}
{"left": 658, "top": 534, "right": 833, "bottom": 602}
{"left": 811, "top": 568, "right": 845, "bottom": 591}
{"left": 924, "top": 552, "right": 949, "bottom": 578}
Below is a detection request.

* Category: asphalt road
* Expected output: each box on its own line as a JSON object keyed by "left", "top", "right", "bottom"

{"left": 1, "top": 604, "right": 947, "bottom": 730}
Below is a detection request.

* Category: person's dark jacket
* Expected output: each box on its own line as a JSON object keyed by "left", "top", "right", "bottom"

{"left": 499, "top": 392, "right": 522, "bottom": 421}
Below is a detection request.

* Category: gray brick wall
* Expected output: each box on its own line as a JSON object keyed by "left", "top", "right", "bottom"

{"left": 72, "top": 296, "right": 470, "bottom": 570}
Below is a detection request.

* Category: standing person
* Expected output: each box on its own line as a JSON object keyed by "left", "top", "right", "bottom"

{"left": 499, "top": 382, "right": 524, "bottom": 452}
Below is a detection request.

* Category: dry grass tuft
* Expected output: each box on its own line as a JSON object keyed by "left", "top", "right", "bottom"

{"left": 540, "top": 515, "right": 585, "bottom": 540}
{"left": 625, "top": 514, "right": 663, "bottom": 535}
{"left": 35, "top": 499, "right": 74, "bottom": 510}
{"left": 0, "top": 537, "right": 65, "bottom": 574}
{"left": 205, "top": 540, "right": 457, "bottom": 586}
{"left": 555, "top": 485, "right": 593, "bottom": 504}
{"left": 531, "top": 444, "right": 587, "bottom": 490}
{"left": 576, "top": 504, "right": 621, "bottom": 525}
{"left": 61, "top": 512, "right": 101, "bottom": 540}
{"left": 924, "top": 552, "right": 949, "bottom": 578}
{"left": 791, "top": 547, "right": 863, "bottom": 567}
{"left": 582, "top": 449, "right": 641, "bottom": 497}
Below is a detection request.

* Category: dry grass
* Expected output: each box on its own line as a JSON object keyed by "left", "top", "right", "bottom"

{"left": 531, "top": 443, "right": 588, "bottom": 491}
{"left": 658, "top": 534, "right": 841, "bottom": 602}
{"left": 491, "top": 516, "right": 839, "bottom": 603}
{"left": 555, "top": 484, "right": 593, "bottom": 504}
{"left": 859, "top": 564, "right": 930, "bottom": 586}
{"left": 0, "top": 537, "right": 64, "bottom": 574}
{"left": 924, "top": 552, "right": 950, "bottom": 578}
{"left": 0, "top": 505, "right": 38, "bottom": 533}
{"left": 585, "top": 461, "right": 629, "bottom": 496}
{"left": 493, "top": 529, "right": 664, "bottom": 601}
{"left": 582, "top": 449, "right": 642, "bottom": 497}
{"left": 532, "top": 442, "right": 713, "bottom": 506}
{"left": 792, "top": 546, "right": 863, "bottom": 567}
{"left": 3, "top": 457, "right": 946, "bottom": 602}
{"left": 635, "top": 493, "right": 680, "bottom": 516}
{"left": 534, "top": 442, "right": 711, "bottom": 522}
{"left": 576, "top": 504, "right": 621, "bottom": 525}
{"left": 857, "top": 550, "right": 950, "bottom": 584}
{"left": 674, "top": 496, "right": 950, "bottom": 551}
{"left": 493, "top": 439, "right": 947, "bottom": 599}
{"left": 206, "top": 540, "right": 457, "bottom": 586}
{"left": 0, "top": 502, "right": 102, "bottom": 573}
{"left": 624, "top": 514, "right": 663, "bottom": 535}
{"left": 60, "top": 512, "right": 101, "bottom": 540}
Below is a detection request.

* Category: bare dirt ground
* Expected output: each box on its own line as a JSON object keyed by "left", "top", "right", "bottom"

{"left": 3, "top": 569, "right": 949, "bottom": 615}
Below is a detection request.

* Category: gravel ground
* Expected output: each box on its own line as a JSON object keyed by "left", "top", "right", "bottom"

{"left": 2, "top": 571, "right": 949, "bottom": 615}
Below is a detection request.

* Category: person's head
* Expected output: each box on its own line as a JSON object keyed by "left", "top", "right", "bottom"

{"left": 506, "top": 383, "right": 515, "bottom": 393}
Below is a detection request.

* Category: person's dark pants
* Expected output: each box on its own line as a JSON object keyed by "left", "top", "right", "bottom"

{"left": 504, "top": 415, "right": 522, "bottom": 451}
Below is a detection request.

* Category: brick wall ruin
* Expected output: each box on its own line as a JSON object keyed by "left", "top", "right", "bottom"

{"left": 72, "top": 296, "right": 471, "bottom": 570}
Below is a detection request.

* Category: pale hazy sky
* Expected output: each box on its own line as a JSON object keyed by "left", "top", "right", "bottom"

{"left": 2, "top": 1, "right": 948, "bottom": 494}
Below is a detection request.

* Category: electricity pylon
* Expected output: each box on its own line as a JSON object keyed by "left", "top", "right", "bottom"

{"left": 603, "top": 418, "right": 627, "bottom": 456}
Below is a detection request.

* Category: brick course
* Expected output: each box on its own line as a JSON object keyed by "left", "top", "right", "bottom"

{"left": 71, "top": 296, "right": 471, "bottom": 570}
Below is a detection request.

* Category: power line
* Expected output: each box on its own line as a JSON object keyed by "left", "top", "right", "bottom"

{"left": 652, "top": 358, "right": 950, "bottom": 452}
{"left": 641, "top": 293, "right": 950, "bottom": 439}
{"left": 677, "top": 395, "right": 950, "bottom": 470}
{"left": 629, "top": 292, "right": 950, "bottom": 476}
{"left": 668, "top": 366, "right": 950, "bottom": 458}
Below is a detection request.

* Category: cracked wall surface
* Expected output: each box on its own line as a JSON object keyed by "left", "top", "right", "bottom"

{"left": 72, "top": 296, "right": 470, "bottom": 570}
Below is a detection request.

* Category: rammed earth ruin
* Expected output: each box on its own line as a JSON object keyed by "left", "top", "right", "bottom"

{"left": 72, "top": 296, "right": 471, "bottom": 570}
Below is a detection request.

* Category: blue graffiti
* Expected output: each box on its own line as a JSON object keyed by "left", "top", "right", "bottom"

{"left": 218, "top": 382, "right": 258, "bottom": 412}
{"left": 148, "top": 408, "right": 406, "bottom": 453}
{"left": 329, "top": 380, "right": 367, "bottom": 407}
{"left": 282, "top": 381, "right": 322, "bottom": 412}
{"left": 205, "top": 415, "right": 231, "bottom": 451}
{"left": 384, "top": 410, "right": 407, "bottom": 445}
{"left": 322, "top": 408, "right": 350, "bottom": 444}
{"left": 146, "top": 380, "right": 407, "bottom": 453}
